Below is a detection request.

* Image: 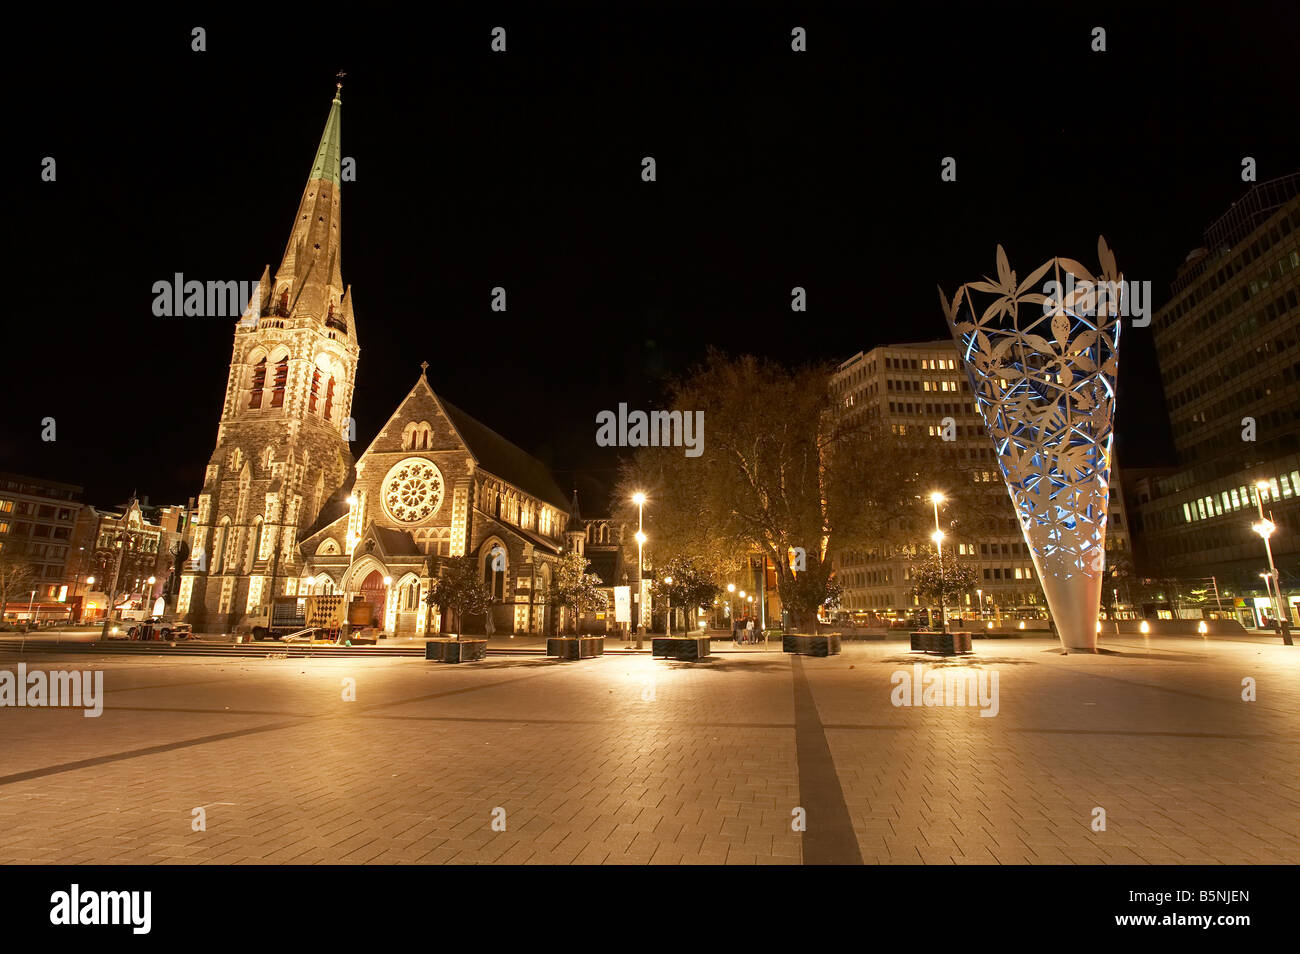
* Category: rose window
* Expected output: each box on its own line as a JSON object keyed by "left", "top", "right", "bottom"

{"left": 381, "top": 458, "right": 444, "bottom": 523}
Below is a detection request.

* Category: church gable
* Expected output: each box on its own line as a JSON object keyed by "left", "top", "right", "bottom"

{"left": 299, "top": 510, "right": 351, "bottom": 558}
{"left": 357, "top": 374, "right": 468, "bottom": 463}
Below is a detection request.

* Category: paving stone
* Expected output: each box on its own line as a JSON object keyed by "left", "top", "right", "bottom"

{"left": 0, "top": 636, "right": 1295, "bottom": 864}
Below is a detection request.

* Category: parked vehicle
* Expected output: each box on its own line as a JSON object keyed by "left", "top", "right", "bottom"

{"left": 247, "top": 594, "right": 352, "bottom": 643}
{"left": 127, "top": 616, "right": 196, "bottom": 640}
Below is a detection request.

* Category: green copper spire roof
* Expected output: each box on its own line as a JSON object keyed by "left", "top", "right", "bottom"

{"left": 308, "top": 83, "right": 343, "bottom": 185}
{"left": 274, "top": 80, "right": 347, "bottom": 321}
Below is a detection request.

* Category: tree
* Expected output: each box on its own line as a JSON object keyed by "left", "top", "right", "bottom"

{"left": 548, "top": 551, "right": 608, "bottom": 635}
{"left": 0, "top": 553, "right": 38, "bottom": 622}
{"left": 614, "top": 349, "right": 983, "bottom": 631}
{"left": 909, "top": 547, "right": 979, "bottom": 629}
{"left": 426, "top": 556, "right": 492, "bottom": 636}
{"left": 1099, "top": 547, "right": 1135, "bottom": 620}
{"left": 649, "top": 555, "right": 721, "bottom": 633}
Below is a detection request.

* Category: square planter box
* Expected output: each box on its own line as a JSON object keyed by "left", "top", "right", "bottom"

{"left": 425, "top": 638, "right": 487, "bottom": 663}
{"left": 652, "top": 637, "right": 710, "bottom": 660}
{"left": 782, "top": 633, "right": 842, "bottom": 656}
{"left": 910, "top": 631, "right": 973, "bottom": 656}
{"left": 547, "top": 636, "right": 605, "bottom": 660}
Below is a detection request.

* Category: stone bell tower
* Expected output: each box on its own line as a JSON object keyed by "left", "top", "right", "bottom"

{"left": 179, "top": 80, "right": 360, "bottom": 630}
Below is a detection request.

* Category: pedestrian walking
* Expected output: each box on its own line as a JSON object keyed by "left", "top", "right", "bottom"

{"left": 746, "top": 618, "right": 755, "bottom": 645}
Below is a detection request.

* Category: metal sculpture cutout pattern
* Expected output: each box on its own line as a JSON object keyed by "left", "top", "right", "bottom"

{"left": 939, "top": 239, "right": 1122, "bottom": 652}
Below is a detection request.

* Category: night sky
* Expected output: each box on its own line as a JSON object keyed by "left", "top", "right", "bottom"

{"left": 7, "top": 2, "right": 1299, "bottom": 514}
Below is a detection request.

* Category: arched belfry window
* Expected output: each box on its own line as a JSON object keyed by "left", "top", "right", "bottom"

{"left": 309, "top": 367, "right": 322, "bottom": 413}
{"left": 277, "top": 289, "right": 289, "bottom": 316}
{"left": 248, "top": 358, "right": 267, "bottom": 408}
{"left": 324, "top": 376, "right": 336, "bottom": 421}
{"left": 271, "top": 356, "right": 289, "bottom": 408}
{"left": 249, "top": 517, "right": 264, "bottom": 570}
{"left": 326, "top": 303, "right": 346, "bottom": 333}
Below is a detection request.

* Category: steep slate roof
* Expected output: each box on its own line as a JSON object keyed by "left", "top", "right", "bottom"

{"left": 299, "top": 470, "right": 356, "bottom": 542}
{"left": 512, "top": 524, "right": 565, "bottom": 556}
{"left": 370, "top": 526, "right": 422, "bottom": 557}
{"left": 436, "top": 394, "right": 571, "bottom": 512}
{"left": 584, "top": 549, "right": 619, "bottom": 587}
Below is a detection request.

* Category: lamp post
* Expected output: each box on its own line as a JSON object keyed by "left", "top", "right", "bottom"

{"left": 931, "top": 529, "right": 947, "bottom": 633}
{"left": 976, "top": 588, "right": 983, "bottom": 621}
{"left": 928, "top": 492, "right": 947, "bottom": 632}
{"left": 1252, "top": 481, "right": 1293, "bottom": 646}
{"left": 28, "top": 589, "right": 37, "bottom": 629}
{"left": 83, "top": 576, "right": 94, "bottom": 624}
{"left": 633, "top": 492, "right": 647, "bottom": 646}
{"left": 727, "top": 583, "right": 735, "bottom": 631}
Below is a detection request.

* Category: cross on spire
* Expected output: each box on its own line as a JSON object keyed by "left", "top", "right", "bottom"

{"left": 420, "top": 361, "right": 429, "bottom": 377}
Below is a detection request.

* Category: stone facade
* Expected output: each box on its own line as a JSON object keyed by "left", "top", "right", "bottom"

{"left": 179, "top": 87, "right": 359, "bottom": 631}
{"left": 298, "top": 371, "right": 576, "bottom": 635}
{"left": 180, "top": 85, "right": 619, "bottom": 636}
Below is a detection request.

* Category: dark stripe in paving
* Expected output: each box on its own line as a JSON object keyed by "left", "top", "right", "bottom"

{"left": 0, "top": 668, "right": 561, "bottom": 788}
{"left": 0, "top": 719, "right": 308, "bottom": 787}
{"left": 791, "top": 655, "right": 862, "bottom": 865}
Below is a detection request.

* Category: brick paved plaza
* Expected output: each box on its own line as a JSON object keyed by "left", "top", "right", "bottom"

{"left": 1, "top": 636, "right": 1297, "bottom": 865}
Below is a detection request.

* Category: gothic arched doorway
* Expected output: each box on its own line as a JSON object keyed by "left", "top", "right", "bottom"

{"left": 360, "top": 570, "right": 387, "bottom": 631}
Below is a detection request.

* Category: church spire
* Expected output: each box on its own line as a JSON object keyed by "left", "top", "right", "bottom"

{"left": 273, "top": 79, "right": 345, "bottom": 324}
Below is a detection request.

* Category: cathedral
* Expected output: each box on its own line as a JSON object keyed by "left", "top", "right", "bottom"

{"left": 178, "top": 84, "right": 624, "bottom": 636}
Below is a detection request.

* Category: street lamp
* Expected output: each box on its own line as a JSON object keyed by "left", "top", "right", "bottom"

{"left": 82, "top": 575, "right": 96, "bottom": 625}
{"left": 931, "top": 528, "right": 947, "bottom": 633}
{"left": 1252, "top": 481, "right": 1293, "bottom": 645}
{"left": 976, "top": 588, "right": 983, "bottom": 621}
{"left": 28, "top": 589, "right": 37, "bottom": 629}
{"left": 927, "top": 493, "right": 948, "bottom": 632}
{"left": 632, "top": 492, "right": 647, "bottom": 645}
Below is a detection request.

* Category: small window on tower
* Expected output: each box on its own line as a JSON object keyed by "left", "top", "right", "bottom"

{"left": 271, "top": 357, "right": 288, "bottom": 408}
{"left": 248, "top": 358, "right": 266, "bottom": 409}
{"left": 324, "top": 376, "right": 335, "bottom": 421}
{"left": 309, "top": 368, "right": 321, "bottom": 413}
